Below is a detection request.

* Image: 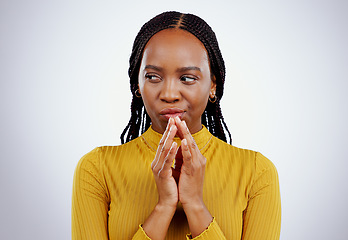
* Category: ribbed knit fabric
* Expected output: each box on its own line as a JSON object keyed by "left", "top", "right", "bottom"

{"left": 72, "top": 126, "right": 281, "bottom": 239}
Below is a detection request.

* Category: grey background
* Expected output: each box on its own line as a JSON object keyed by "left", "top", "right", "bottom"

{"left": 1, "top": 0, "right": 347, "bottom": 239}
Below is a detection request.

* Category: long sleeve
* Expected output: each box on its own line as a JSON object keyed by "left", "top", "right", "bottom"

{"left": 241, "top": 152, "right": 281, "bottom": 239}
{"left": 72, "top": 148, "right": 110, "bottom": 239}
{"left": 186, "top": 151, "right": 281, "bottom": 240}
{"left": 186, "top": 218, "right": 226, "bottom": 239}
{"left": 72, "top": 147, "right": 156, "bottom": 240}
{"left": 72, "top": 127, "right": 281, "bottom": 239}
{"left": 132, "top": 225, "right": 152, "bottom": 240}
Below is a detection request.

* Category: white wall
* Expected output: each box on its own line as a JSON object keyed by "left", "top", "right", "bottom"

{"left": 1, "top": 0, "right": 347, "bottom": 239}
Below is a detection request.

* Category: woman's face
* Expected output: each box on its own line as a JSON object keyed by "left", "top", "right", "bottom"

{"left": 138, "top": 28, "right": 216, "bottom": 134}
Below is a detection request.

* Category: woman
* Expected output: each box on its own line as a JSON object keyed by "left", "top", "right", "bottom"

{"left": 72, "top": 11, "right": 281, "bottom": 240}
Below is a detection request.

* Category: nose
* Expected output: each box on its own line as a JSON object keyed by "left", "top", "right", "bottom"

{"left": 160, "top": 79, "right": 180, "bottom": 103}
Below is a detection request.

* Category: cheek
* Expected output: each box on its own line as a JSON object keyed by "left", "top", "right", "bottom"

{"left": 197, "top": 84, "right": 211, "bottom": 99}
{"left": 142, "top": 84, "right": 158, "bottom": 99}
{"left": 188, "top": 88, "right": 210, "bottom": 109}
{"left": 138, "top": 77, "right": 145, "bottom": 94}
{"left": 141, "top": 84, "right": 160, "bottom": 113}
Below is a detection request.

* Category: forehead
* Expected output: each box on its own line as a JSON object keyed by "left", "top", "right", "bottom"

{"left": 141, "top": 28, "right": 209, "bottom": 66}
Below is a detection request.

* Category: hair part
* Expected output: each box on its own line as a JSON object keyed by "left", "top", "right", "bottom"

{"left": 121, "top": 11, "right": 232, "bottom": 144}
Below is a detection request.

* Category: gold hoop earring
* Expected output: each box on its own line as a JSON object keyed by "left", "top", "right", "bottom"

{"left": 209, "top": 95, "right": 217, "bottom": 103}
{"left": 135, "top": 89, "right": 141, "bottom": 98}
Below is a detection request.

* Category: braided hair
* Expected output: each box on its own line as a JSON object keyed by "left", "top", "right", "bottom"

{"left": 121, "top": 11, "right": 232, "bottom": 144}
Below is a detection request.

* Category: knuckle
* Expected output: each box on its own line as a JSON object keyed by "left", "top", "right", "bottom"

{"left": 160, "top": 145, "right": 167, "bottom": 153}
{"left": 201, "top": 161, "right": 206, "bottom": 168}
{"left": 191, "top": 142, "right": 196, "bottom": 149}
{"left": 199, "top": 157, "right": 207, "bottom": 168}
{"left": 159, "top": 139, "right": 165, "bottom": 146}
{"left": 166, "top": 156, "right": 173, "bottom": 165}
{"left": 186, "top": 154, "right": 192, "bottom": 161}
{"left": 163, "top": 156, "right": 168, "bottom": 163}
{"left": 202, "top": 157, "right": 207, "bottom": 165}
{"left": 152, "top": 166, "right": 159, "bottom": 174}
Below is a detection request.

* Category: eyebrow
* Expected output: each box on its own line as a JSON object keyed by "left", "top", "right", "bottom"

{"left": 177, "top": 66, "right": 202, "bottom": 72}
{"left": 145, "top": 65, "right": 163, "bottom": 71}
{"left": 144, "top": 65, "right": 202, "bottom": 72}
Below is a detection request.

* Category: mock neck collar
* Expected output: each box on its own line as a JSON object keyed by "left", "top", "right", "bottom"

{"left": 141, "top": 125, "right": 213, "bottom": 153}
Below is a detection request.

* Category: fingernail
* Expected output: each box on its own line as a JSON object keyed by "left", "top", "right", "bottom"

{"left": 168, "top": 125, "right": 173, "bottom": 133}
{"left": 182, "top": 139, "right": 187, "bottom": 147}
{"left": 182, "top": 120, "right": 187, "bottom": 128}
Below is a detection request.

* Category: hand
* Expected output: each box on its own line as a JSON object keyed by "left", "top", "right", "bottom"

{"left": 142, "top": 118, "right": 179, "bottom": 240}
{"left": 148, "top": 117, "right": 212, "bottom": 239}
{"left": 173, "top": 117, "right": 206, "bottom": 208}
{"left": 151, "top": 117, "right": 179, "bottom": 209}
{"left": 173, "top": 116, "right": 213, "bottom": 238}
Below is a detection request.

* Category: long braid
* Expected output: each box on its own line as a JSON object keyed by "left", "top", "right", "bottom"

{"left": 121, "top": 11, "right": 232, "bottom": 144}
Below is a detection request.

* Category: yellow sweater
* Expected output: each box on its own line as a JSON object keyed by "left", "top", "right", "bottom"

{"left": 72, "top": 126, "right": 281, "bottom": 239}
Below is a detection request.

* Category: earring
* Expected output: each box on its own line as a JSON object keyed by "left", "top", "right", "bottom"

{"left": 135, "top": 89, "right": 141, "bottom": 98}
{"left": 209, "top": 95, "right": 217, "bottom": 103}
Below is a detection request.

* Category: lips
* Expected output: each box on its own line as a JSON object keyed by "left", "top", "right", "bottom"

{"left": 159, "top": 108, "right": 185, "bottom": 120}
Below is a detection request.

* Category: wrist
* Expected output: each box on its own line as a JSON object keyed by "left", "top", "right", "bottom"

{"left": 155, "top": 201, "right": 177, "bottom": 215}
{"left": 142, "top": 202, "right": 177, "bottom": 240}
{"left": 182, "top": 200, "right": 213, "bottom": 238}
{"left": 181, "top": 200, "right": 206, "bottom": 215}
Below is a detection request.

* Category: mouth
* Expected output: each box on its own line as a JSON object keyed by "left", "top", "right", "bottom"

{"left": 159, "top": 108, "right": 185, "bottom": 120}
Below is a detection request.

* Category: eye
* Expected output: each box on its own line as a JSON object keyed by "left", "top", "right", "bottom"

{"left": 180, "top": 75, "right": 197, "bottom": 84}
{"left": 145, "top": 73, "right": 161, "bottom": 83}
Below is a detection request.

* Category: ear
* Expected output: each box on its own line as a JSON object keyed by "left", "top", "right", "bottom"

{"left": 210, "top": 75, "right": 217, "bottom": 98}
{"left": 137, "top": 83, "right": 141, "bottom": 94}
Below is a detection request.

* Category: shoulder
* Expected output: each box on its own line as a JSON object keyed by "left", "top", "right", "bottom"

{"left": 210, "top": 136, "right": 257, "bottom": 164}
{"left": 210, "top": 136, "right": 278, "bottom": 176}
{"left": 74, "top": 147, "right": 107, "bottom": 183}
{"left": 207, "top": 136, "right": 280, "bottom": 200}
{"left": 75, "top": 137, "right": 144, "bottom": 173}
{"left": 75, "top": 147, "right": 103, "bottom": 172}
{"left": 253, "top": 152, "right": 278, "bottom": 178}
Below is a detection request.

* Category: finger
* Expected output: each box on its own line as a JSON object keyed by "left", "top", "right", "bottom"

{"left": 181, "top": 138, "right": 193, "bottom": 174}
{"left": 153, "top": 124, "right": 177, "bottom": 171}
{"left": 152, "top": 118, "right": 174, "bottom": 169}
{"left": 174, "top": 118, "right": 192, "bottom": 143}
{"left": 158, "top": 141, "right": 178, "bottom": 177}
{"left": 158, "top": 118, "right": 175, "bottom": 150}
{"left": 173, "top": 116, "right": 185, "bottom": 139}
{"left": 153, "top": 123, "right": 176, "bottom": 170}
{"left": 181, "top": 139, "right": 192, "bottom": 163}
{"left": 180, "top": 120, "right": 198, "bottom": 153}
